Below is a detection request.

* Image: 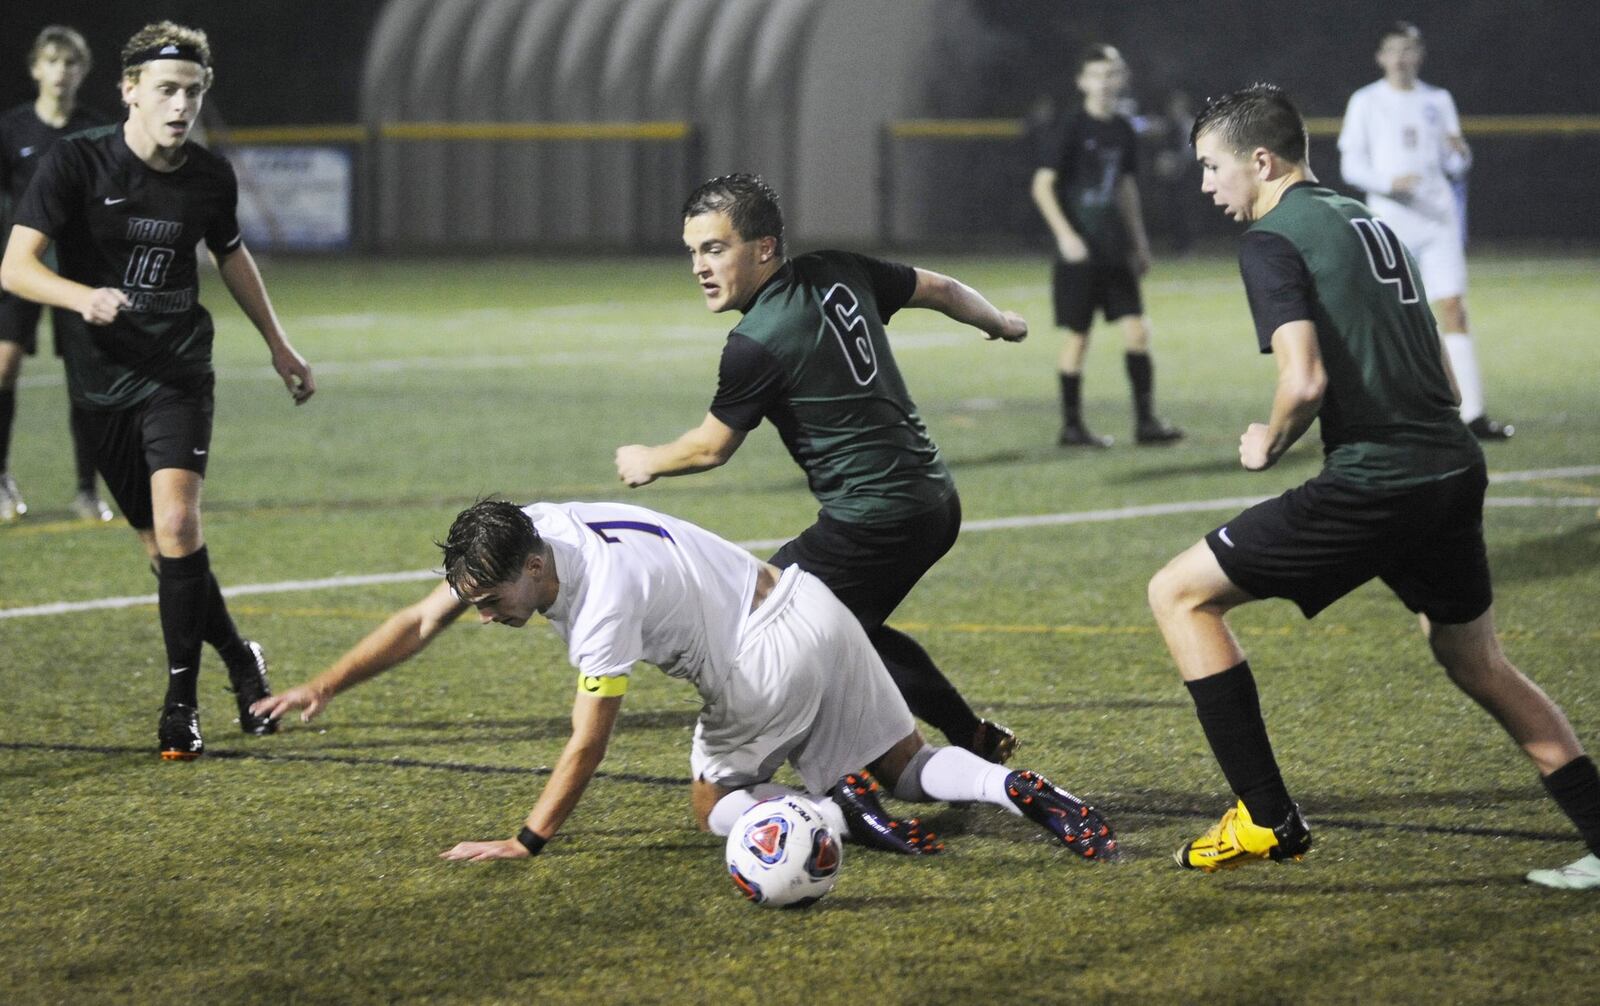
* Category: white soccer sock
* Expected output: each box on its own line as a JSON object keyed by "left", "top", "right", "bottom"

{"left": 917, "top": 746, "right": 1022, "bottom": 817}
{"left": 1443, "top": 333, "right": 1485, "bottom": 422}
{"left": 707, "top": 790, "right": 760, "bottom": 836}
{"left": 707, "top": 782, "right": 807, "bottom": 836}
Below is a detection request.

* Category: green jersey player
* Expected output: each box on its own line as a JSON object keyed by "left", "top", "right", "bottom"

{"left": 1145, "top": 84, "right": 1599, "bottom": 889}
{"left": 615, "top": 174, "right": 1026, "bottom": 763}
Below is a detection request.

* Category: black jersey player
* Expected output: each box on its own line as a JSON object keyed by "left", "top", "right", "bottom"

{"left": 0, "top": 25, "right": 115, "bottom": 522}
{"left": 1, "top": 21, "right": 317, "bottom": 759}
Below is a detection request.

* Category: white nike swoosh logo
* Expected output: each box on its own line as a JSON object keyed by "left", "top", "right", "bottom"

{"left": 104, "top": 197, "right": 127, "bottom": 205}
{"left": 1218, "top": 527, "right": 1235, "bottom": 547}
{"left": 170, "top": 666, "right": 190, "bottom": 676}
{"left": 192, "top": 448, "right": 207, "bottom": 456}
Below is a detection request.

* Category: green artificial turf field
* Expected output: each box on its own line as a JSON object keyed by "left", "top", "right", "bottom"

{"left": 2, "top": 251, "right": 1596, "bottom": 1003}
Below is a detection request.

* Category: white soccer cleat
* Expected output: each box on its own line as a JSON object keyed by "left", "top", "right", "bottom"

{"left": 0, "top": 472, "right": 26, "bottom": 521}
{"left": 1525, "top": 853, "right": 1600, "bottom": 891}
{"left": 73, "top": 491, "right": 114, "bottom": 522}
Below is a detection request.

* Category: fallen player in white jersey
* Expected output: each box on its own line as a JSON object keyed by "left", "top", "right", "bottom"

{"left": 255, "top": 499, "right": 1119, "bottom": 863}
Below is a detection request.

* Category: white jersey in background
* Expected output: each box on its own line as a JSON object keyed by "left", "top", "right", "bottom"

{"left": 1338, "top": 79, "right": 1469, "bottom": 235}
{"left": 529, "top": 501, "right": 758, "bottom": 696}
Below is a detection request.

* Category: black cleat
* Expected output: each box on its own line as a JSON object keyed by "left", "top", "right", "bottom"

{"left": 1135, "top": 417, "right": 1185, "bottom": 444}
{"left": 226, "top": 640, "right": 278, "bottom": 736}
{"left": 971, "top": 719, "right": 1018, "bottom": 764}
{"left": 829, "top": 771, "right": 944, "bottom": 855}
{"left": 1467, "top": 415, "right": 1514, "bottom": 440}
{"left": 1057, "top": 424, "right": 1113, "bottom": 448}
{"left": 1005, "top": 769, "right": 1118, "bottom": 861}
{"left": 159, "top": 703, "right": 204, "bottom": 760}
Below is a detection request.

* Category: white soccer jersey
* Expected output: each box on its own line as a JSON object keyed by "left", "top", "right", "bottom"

{"left": 1338, "top": 79, "right": 1467, "bottom": 232}
{"left": 527, "top": 501, "right": 758, "bottom": 698}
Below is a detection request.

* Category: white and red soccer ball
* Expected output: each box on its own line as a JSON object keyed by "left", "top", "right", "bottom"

{"left": 725, "top": 795, "right": 842, "bottom": 908}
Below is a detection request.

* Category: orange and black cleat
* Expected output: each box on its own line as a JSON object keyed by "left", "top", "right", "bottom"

{"left": 829, "top": 771, "right": 944, "bottom": 855}
{"left": 1006, "top": 769, "right": 1119, "bottom": 861}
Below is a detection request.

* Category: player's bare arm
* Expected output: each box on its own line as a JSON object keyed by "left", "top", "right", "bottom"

{"left": 907, "top": 268, "right": 1027, "bottom": 342}
{"left": 253, "top": 580, "right": 469, "bottom": 723}
{"left": 440, "top": 691, "right": 624, "bottom": 861}
{"left": 616, "top": 413, "right": 747, "bottom": 487}
{"left": 1240, "top": 321, "right": 1325, "bottom": 471}
{"left": 1029, "top": 167, "right": 1089, "bottom": 263}
{"left": 0, "top": 224, "right": 129, "bottom": 324}
{"left": 1115, "top": 175, "right": 1153, "bottom": 276}
{"left": 215, "top": 243, "right": 315, "bottom": 404}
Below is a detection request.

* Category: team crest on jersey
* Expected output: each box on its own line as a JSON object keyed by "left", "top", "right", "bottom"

{"left": 741, "top": 815, "right": 791, "bottom": 865}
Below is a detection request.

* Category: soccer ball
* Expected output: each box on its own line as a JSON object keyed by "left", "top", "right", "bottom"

{"left": 725, "top": 795, "right": 842, "bottom": 909}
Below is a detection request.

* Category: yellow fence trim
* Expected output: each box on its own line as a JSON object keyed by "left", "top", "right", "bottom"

{"left": 889, "top": 118, "right": 1026, "bottom": 139}
{"left": 211, "top": 124, "right": 371, "bottom": 144}
{"left": 887, "top": 115, "right": 1600, "bottom": 141}
{"left": 379, "top": 121, "right": 692, "bottom": 141}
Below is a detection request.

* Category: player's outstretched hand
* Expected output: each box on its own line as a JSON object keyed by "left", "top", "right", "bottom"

{"left": 440, "top": 838, "right": 529, "bottom": 861}
{"left": 615, "top": 445, "right": 658, "bottom": 487}
{"left": 81, "top": 287, "right": 129, "bottom": 325}
{"left": 272, "top": 345, "right": 316, "bottom": 405}
{"left": 1239, "top": 422, "right": 1274, "bottom": 471}
{"left": 988, "top": 311, "right": 1028, "bottom": 342}
{"left": 251, "top": 683, "right": 330, "bottom": 724}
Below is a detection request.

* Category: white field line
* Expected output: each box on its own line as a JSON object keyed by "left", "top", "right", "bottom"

{"left": 3, "top": 468, "right": 1596, "bottom": 622}
{"left": 15, "top": 330, "right": 970, "bottom": 390}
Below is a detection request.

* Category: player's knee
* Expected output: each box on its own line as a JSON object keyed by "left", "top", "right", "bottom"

{"left": 1123, "top": 318, "right": 1152, "bottom": 351}
{"left": 152, "top": 509, "right": 201, "bottom": 553}
{"left": 1146, "top": 561, "right": 1188, "bottom": 621}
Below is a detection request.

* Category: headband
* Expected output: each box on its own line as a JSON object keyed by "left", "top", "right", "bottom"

{"left": 123, "top": 42, "right": 208, "bottom": 70}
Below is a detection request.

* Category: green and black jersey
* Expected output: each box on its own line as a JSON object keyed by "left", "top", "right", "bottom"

{"left": 14, "top": 124, "right": 243, "bottom": 410}
{"left": 709, "top": 250, "right": 954, "bottom": 525}
{"left": 1038, "top": 110, "right": 1138, "bottom": 260}
{"left": 1240, "top": 183, "right": 1481, "bottom": 489}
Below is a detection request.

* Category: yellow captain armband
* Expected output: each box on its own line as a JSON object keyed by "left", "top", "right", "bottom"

{"left": 577, "top": 672, "right": 629, "bottom": 698}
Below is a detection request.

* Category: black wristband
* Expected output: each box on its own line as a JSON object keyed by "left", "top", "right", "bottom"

{"left": 516, "top": 826, "right": 547, "bottom": 857}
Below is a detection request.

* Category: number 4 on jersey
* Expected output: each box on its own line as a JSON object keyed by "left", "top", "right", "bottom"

{"left": 1350, "top": 217, "right": 1419, "bottom": 304}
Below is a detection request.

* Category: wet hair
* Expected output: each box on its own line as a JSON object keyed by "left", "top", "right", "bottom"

{"left": 1078, "top": 43, "right": 1123, "bottom": 74}
{"left": 681, "top": 173, "right": 785, "bottom": 257}
{"left": 1379, "top": 20, "right": 1423, "bottom": 47}
{"left": 439, "top": 499, "right": 544, "bottom": 596}
{"left": 1190, "top": 83, "right": 1308, "bottom": 164}
{"left": 30, "top": 25, "right": 91, "bottom": 72}
{"left": 121, "top": 21, "right": 214, "bottom": 89}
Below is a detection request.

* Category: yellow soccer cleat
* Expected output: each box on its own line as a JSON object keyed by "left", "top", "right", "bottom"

{"left": 1175, "top": 799, "right": 1311, "bottom": 872}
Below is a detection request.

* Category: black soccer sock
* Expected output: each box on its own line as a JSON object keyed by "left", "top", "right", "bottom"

{"left": 203, "top": 571, "right": 252, "bottom": 670}
{"left": 1542, "top": 755, "right": 1600, "bottom": 857}
{"left": 1185, "top": 661, "right": 1296, "bottom": 826}
{"left": 68, "top": 405, "right": 98, "bottom": 493}
{"left": 871, "top": 625, "right": 982, "bottom": 749}
{"left": 1058, "top": 372, "right": 1083, "bottom": 427}
{"left": 158, "top": 548, "right": 212, "bottom": 708}
{"left": 0, "top": 387, "right": 15, "bottom": 473}
{"left": 1125, "top": 351, "right": 1155, "bottom": 422}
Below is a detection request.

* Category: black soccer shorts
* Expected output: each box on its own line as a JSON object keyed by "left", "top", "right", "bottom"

{"left": 75, "top": 376, "right": 216, "bottom": 530}
{"left": 0, "top": 292, "right": 44, "bottom": 355}
{"left": 1051, "top": 258, "right": 1144, "bottom": 333}
{"left": 768, "top": 491, "right": 961, "bottom": 633}
{"left": 1206, "top": 464, "right": 1492, "bottom": 624}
